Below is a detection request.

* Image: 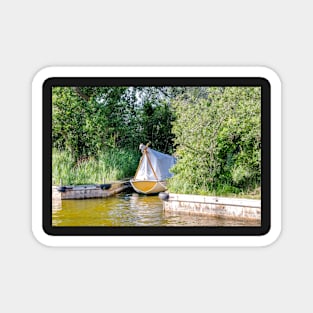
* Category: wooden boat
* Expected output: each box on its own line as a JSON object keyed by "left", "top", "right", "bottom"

{"left": 130, "top": 144, "right": 176, "bottom": 195}
{"left": 131, "top": 180, "right": 167, "bottom": 194}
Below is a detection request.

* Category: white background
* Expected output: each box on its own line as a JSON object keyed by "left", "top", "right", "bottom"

{"left": 0, "top": 1, "right": 311, "bottom": 312}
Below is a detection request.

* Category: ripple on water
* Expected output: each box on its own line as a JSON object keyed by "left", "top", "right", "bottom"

{"left": 52, "top": 193, "right": 260, "bottom": 227}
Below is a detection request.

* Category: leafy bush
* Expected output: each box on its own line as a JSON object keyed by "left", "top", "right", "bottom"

{"left": 167, "top": 87, "right": 261, "bottom": 197}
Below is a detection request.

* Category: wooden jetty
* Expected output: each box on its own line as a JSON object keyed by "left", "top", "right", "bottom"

{"left": 159, "top": 193, "right": 261, "bottom": 222}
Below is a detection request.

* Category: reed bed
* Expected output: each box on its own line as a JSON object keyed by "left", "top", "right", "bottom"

{"left": 52, "top": 148, "right": 140, "bottom": 186}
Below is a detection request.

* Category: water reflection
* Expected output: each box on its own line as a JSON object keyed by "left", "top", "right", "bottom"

{"left": 52, "top": 192, "right": 259, "bottom": 227}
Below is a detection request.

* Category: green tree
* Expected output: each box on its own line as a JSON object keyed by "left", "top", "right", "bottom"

{"left": 52, "top": 86, "right": 127, "bottom": 162}
{"left": 168, "top": 87, "right": 261, "bottom": 195}
{"left": 52, "top": 86, "right": 176, "bottom": 163}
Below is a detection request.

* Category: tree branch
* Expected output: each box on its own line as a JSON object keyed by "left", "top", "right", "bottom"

{"left": 72, "top": 87, "right": 90, "bottom": 102}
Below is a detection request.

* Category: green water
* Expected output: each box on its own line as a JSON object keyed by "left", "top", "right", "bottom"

{"left": 52, "top": 192, "right": 259, "bottom": 227}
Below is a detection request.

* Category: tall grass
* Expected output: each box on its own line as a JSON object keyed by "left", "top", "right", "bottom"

{"left": 52, "top": 148, "right": 140, "bottom": 186}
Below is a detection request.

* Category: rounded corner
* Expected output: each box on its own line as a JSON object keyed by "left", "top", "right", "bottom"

{"left": 32, "top": 66, "right": 59, "bottom": 89}
{"left": 257, "top": 66, "right": 282, "bottom": 88}
{"left": 258, "top": 224, "right": 282, "bottom": 247}
{"left": 31, "top": 225, "right": 54, "bottom": 247}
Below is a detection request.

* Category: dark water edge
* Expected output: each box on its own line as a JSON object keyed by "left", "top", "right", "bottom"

{"left": 52, "top": 192, "right": 260, "bottom": 227}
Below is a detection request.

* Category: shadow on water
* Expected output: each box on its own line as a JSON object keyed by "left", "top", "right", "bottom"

{"left": 52, "top": 192, "right": 260, "bottom": 227}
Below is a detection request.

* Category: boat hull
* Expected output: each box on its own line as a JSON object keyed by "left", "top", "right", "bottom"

{"left": 130, "top": 180, "right": 167, "bottom": 195}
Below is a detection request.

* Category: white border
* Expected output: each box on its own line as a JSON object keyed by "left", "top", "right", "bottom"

{"left": 32, "top": 66, "right": 281, "bottom": 247}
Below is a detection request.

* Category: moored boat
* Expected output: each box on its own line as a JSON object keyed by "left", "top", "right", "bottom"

{"left": 130, "top": 144, "right": 176, "bottom": 195}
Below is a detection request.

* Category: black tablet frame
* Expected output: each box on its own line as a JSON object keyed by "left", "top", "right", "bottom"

{"left": 43, "top": 77, "right": 270, "bottom": 236}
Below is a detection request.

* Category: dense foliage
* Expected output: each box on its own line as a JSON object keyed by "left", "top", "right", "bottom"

{"left": 167, "top": 87, "right": 261, "bottom": 196}
{"left": 52, "top": 86, "right": 261, "bottom": 196}
{"left": 52, "top": 87, "right": 175, "bottom": 161}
